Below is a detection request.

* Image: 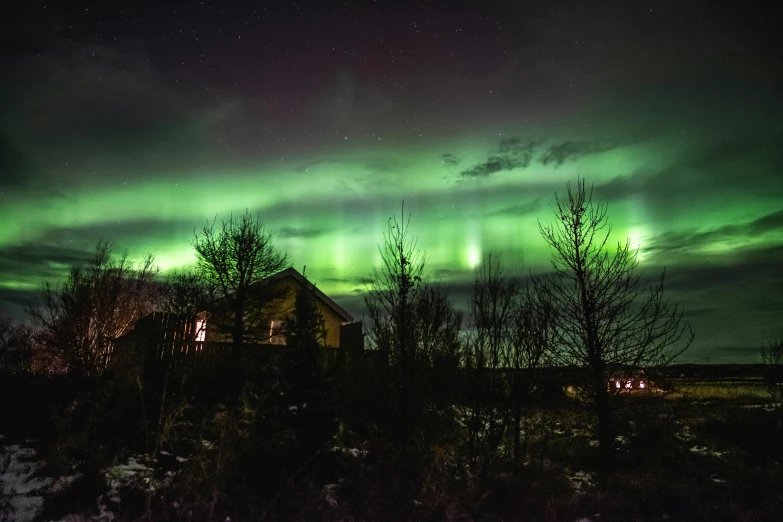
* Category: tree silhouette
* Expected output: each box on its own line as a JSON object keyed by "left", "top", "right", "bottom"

{"left": 536, "top": 179, "right": 693, "bottom": 481}
{"left": 761, "top": 331, "right": 783, "bottom": 419}
{"left": 283, "top": 267, "right": 328, "bottom": 404}
{"left": 460, "top": 255, "right": 518, "bottom": 474}
{"left": 506, "top": 279, "right": 557, "bottom": 464}
{"left": 27, "top": 241, "right": 158, "bottom": 376}
{"left": 0, "top": 318, "right": 33, "bottom": 375}
{"left": 364, "top": 203, "right": 461, "bottom": 443}
{"left": 192, "top": 210, "right": 289, "bottom": 359}
{"left": 159, "top": 270, "right": 216, "bottom": 317}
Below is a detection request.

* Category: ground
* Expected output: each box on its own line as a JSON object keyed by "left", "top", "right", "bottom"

{"left": 1, "top": 376, "right": 781, "bottom": 521}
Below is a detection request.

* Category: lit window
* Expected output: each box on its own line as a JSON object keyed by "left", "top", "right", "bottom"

{"left": 639, "top": 381, "right": 646, "bottom": 389}
{"left": 615, "top": 380, "right": 621, "bottom": 389}
{"left": 269, "top": 320, "right": 286, "bottom": 345}
{"left": 195, "top": 319, "right": 206, "bottom": 342}
{"left": 625, "top": 380, "right": 632, "bottom": 389}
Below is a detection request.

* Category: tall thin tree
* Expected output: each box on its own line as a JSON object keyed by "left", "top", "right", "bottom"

{"left": 364, "top": 203, "right": 461, "bottom": 443}
{"left": 506, "top": 279, "right": 556, "bottom": 463}
{"left": 536, "top": 179, "right": 693, "bottom": 480}
{"left": 460, "top": 255, "right": 518, "bottom": 473}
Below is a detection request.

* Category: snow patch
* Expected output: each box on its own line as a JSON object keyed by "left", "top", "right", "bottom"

{"left": 675, "top": 425, "right": 695, "bottom": 442}
{"left": 567, "top": 470, "right": 595, "bottom": 492}
{"left": 689, "top": 446, "right": 727, "bottom": 458}
{"left": 331, "top": 446, "right": 368, "bottom": 458}
{"left": 1, "top": 441, "right": 53, "bottom": 522}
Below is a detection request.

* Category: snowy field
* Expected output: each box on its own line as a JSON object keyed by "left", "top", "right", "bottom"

{"left": 0, "top": 435, "right": 156, "bottom": 522}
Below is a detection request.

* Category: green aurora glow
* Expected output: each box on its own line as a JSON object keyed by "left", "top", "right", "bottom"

{"left": 1, "top": 1, "right": 782, "bottom": 363}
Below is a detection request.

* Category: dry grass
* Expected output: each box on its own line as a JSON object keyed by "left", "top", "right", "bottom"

{"left": 665, "top": 379, "right": 769, "bottom": 401}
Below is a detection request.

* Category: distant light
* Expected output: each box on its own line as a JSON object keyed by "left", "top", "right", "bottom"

{"left": 640, "top": 381, "right": 646, "bottom": 389}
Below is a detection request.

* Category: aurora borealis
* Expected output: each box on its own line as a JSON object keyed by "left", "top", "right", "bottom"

{"left": 2, "top": 0, "right": 781, "bottom": 363}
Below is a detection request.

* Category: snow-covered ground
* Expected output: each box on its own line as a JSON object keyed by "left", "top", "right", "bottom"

{"left": 1, "top": 436, "right": 53, "bottom": 522}
{"left": 0, "top": 436, "right": 173, "bottom": 522}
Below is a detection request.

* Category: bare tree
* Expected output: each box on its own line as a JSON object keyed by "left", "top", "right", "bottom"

{"left": 0, "top": 318, "right": 33, "bottom": 375}
{"left": 506, "top": 280, "right": 557, "bottom": 463}
{"left": 761, "top": 331, "right": 783, "bottom": 418}
{"left": 364, "top": 203, "right": 462, "bottom": 443}
{"left": 458, "top": 255, "right": 518, "bottom": 473}
{"left": 413, "top": 283, "right": 462, "bottom": 374}
{"left": 365, "top": 204, "right": 425, "bottom": 374}
{"left": 159, "top": 270, "right": 216, "bottom": 317}
{"left": 536, "top": 179, "right": 693, "bottom": 475}
{"left": 192, "top": 210, "right": 289, "bottom": 358}
{"left": 27, "top": 241, "right": 159, "bottom": 376}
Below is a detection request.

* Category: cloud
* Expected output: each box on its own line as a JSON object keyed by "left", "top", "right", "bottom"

{"left": 487, "top": 199, "right": 542, "bottom": 217}
{"left": 644, "top": 209, "right": 783, "bottom": 257}
{"left": 3, "top": 45, "right": 205, "bottom": 147}
{"left": 322, "top": 276, "right": 374, "bottom": 285}
{"left": 597, "top": 134, "right": 783, "bottom": 203}
{"left": 678, "top": 345, "right": 764, "bottom": 364}
{"left": 0, "top": 244, "right": 95, "bottom": 283}
{"left": 659, "top": 245, "right": 783, "bottom": 293}
{"left": 460, "top": 156, "right": 522, "bottom": 178}
{"left": 0, "top": 42, "right": 276, "bottom": 190}
{"left": 748, "top": 209, "right": 783, "bottom": 234}
{"left": 277, "top": 225, "right": 333, "bottom": 239}
{"left": 432, "top": 268, "right": 472, "bottom": 280}
{"left": 30, "top": 219, "right": 199, "bottom": 254}
{"left": 538, "top": 140, "right": 616, "bottom": 166}
{"left": 458, "top": 136, "right": 618, "bottom": 178}
{"left": 682, "top": 307, "right": 720, "bottom": 319}
{"left": 459, "top": 137, "right": 539, "bottom": 178}
{"left": 0, "top": 134, "right": 64, "bottom": 202}
{"left": 0, "top": 287, "right": 42, "bottom": 321}
{"left": 440, "top": 153, "right": 460, "bottom": 167}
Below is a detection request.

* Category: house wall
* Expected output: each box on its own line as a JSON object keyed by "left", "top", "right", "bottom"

{"left": 263, "top": 276, "right": 346, "bottom": 348}
{"left": 189, "top": 274, "right": 349, "bottom": 348}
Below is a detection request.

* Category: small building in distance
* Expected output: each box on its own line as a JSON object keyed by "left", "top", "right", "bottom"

{"left": 608, "top": 369, "right": 649, "bottom": 391}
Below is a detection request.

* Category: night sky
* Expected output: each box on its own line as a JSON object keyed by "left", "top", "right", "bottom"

{"left": 2, "top": 0, "right": 781, "bottom": 363}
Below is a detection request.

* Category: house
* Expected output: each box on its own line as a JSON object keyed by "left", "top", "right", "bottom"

{"left": 252, "top": 267, "right": 357, "bottom": 349}
{"left": 109, "top": 267, "right": 363, "bottom": 377}
{"left": 608, "top": 370, "right": 648, "bottom": 391}
{"left": 182, "top": 266, "right": 361, "bottom": 350}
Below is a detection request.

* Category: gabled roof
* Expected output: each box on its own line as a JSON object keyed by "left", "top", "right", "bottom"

{"left": 263, "top": 267, "right": 354, "bottom": 323}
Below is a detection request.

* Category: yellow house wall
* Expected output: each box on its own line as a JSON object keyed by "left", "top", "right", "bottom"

{"left": 202, "top": 275, "right": 348, "bottom": 348}
{"left": 260, "top": 276, "right": 346, "bottom": 348}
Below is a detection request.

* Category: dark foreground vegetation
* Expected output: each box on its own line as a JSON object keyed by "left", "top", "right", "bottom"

{"left": 1, "top": 180, "right": 781, "bottom": 521}
{"left": 2, "top": 367, "right": 783, "bottom": 521}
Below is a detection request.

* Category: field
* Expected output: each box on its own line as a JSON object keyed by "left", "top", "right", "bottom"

{"left": 2, "top": 366, "right": 783, "bottom": 521}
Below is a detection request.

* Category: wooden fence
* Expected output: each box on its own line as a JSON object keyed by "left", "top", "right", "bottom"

{"left": 109, "top": 313, "right": 359, "bottom": 387}
{"left": 110, "top": 312, "right": 236, "bottom": 382}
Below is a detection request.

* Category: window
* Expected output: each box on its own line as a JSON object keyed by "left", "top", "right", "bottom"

{"left": 269, "top": 319, "right": 286, "bottom": 345}
{"left": 195, "top": 319, "right": 206, "bottom": 342}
